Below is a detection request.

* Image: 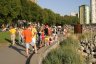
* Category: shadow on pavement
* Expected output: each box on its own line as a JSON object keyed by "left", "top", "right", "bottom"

{"left": 26, "top": 52, "right": 35, "bottom": 64}
{"left": 9, "top": 45, "right": 26, "bottom": 58}
{"left": 5, "top": 38, "right": 39, "bottom": 64}
{"left": 5, "top": 38, "right": 12, "bottom": 44}
{"left": 16, "top": 43, "right": 26, "bottom": 49}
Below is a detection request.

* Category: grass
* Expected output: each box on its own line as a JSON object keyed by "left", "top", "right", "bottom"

{"left": 0, "top": 31, "right": 10, "bottom": 44}
{"left": 42, "top": 36, "right": 85, "bottom": 64}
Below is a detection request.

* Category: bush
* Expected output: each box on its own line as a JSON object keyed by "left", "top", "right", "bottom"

{"left": 60, "top": 37, "right": 80, "bottom": 49}
{"left": 42, "top": 37, "right": 85, "bottom": 64}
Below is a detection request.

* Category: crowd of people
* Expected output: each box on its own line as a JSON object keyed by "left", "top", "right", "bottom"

{"left": 9, "top": 23, "right": 64, "bottom": 57}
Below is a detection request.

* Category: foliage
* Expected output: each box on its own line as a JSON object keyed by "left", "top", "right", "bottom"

{"left": 43, "top": 37, "right": 85, "bottom": 64}
{"left": 0, "top": 0, "right": 79, "bottom": 25}
{"left": 0, "top": 0, "right": 21, "bottom": 24}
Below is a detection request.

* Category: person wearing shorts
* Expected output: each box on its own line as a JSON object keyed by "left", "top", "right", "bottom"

{"left": 31, "top": 24, "right": 37, "bottom": 53}
{"left": 22, "top": 25, "right": 32, "bottom": 57}
{"left": 9, "top": 26, "right": 16, "bottom": 45}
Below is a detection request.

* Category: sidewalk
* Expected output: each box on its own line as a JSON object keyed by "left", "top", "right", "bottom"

{"left": 0, "top": 34, "right": 64, "bottom": 64}
{"left": 0, "top": 42, "right": 59, "bottom": 64}
{"left": 0, "top": 44, "right": 29, "bottom": 64}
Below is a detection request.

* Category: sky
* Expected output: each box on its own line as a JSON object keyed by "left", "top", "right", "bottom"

{"left": 37, "top": 0, "right": 90, "bottom": 16}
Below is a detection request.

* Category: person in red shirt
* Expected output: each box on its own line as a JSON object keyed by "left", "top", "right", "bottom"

{"left": 40, "top": 29, "right": 45, "bottom": 47}
{"left": 22, "top": 25, "right": 32, "bottom": 57}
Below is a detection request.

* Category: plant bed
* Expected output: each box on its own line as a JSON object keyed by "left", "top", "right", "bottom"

{"left": 42, "top": 36, "right": 85, "bottom": 64}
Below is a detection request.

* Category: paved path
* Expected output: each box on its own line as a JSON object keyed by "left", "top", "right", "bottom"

{"left": 0, "top": 34, "right": 64, "bottom": 64}
{"left": 0, "top": 44, "right": 33, "bottom": 64}
{"left": 0, "top": 43, "right": 59, "bottom": 64}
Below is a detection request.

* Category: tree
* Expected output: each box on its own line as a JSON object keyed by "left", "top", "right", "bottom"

{"left": 0, "top": 0, "right": 21, "bottom": 24}
{"left": 28, "top": 1, "right": 43, "bottom": 22}
{"left": 44, "top": 8, "right": 56, "bottom": 25}
{"left": 0, "top": 0, "right": 78, "bottom": 25}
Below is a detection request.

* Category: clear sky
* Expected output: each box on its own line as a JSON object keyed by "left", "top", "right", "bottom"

{"left": 37, "top": 0, "right": 90, "bottom": 16}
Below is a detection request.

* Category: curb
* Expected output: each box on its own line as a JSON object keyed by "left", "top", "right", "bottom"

{"left": 30, "top": 41, "right": 60, "bottom": 64}
{"left": 39, "top": 41, "right": 60, "bottom": 64}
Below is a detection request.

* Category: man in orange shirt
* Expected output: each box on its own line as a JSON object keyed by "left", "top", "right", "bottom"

{"left": 22, "top": 25, "right": 32, "bottom": 57}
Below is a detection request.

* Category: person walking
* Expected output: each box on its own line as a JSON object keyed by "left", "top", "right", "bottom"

{"left": 31, "top": 24, "right": 38, "bottom": 53}
{"left": 9, "top": 26, "right": 16, "bottom": 45}
{"left": 18, "top": 26, "right": 24, "bottom": 44}
{"left": 40, "top": 29, "right": 45, "bottom": 47}
{"left": 22, "top": 25, "right": 32, "bottom": 57}
{"left": 63, "top": 27, "right": 68, "bottom": 38}
{"left": 44, "top": 25, "right": 50, "bottom": 46}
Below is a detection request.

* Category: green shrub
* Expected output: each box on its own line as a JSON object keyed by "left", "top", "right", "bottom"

{"left": 43, "top": 37, "right": 85, "bottom": 64}
{"left": 43, "top": 50, "right": 62, "bottom": 64}
{"left": 60, "top": 37, "right": 80, "bottom": 49}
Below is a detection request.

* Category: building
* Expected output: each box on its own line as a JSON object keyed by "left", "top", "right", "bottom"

{"left": 70, "top": 12, "right": 77, "bottom": 16}
{"left": 79, "top": 5, "right": 90, "bottom": 24}
{"left": 90, "top": 0, "right": 96, "bottom": 24}
{"left": 70, "top": 12, "right": 79, "bottom": 18}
